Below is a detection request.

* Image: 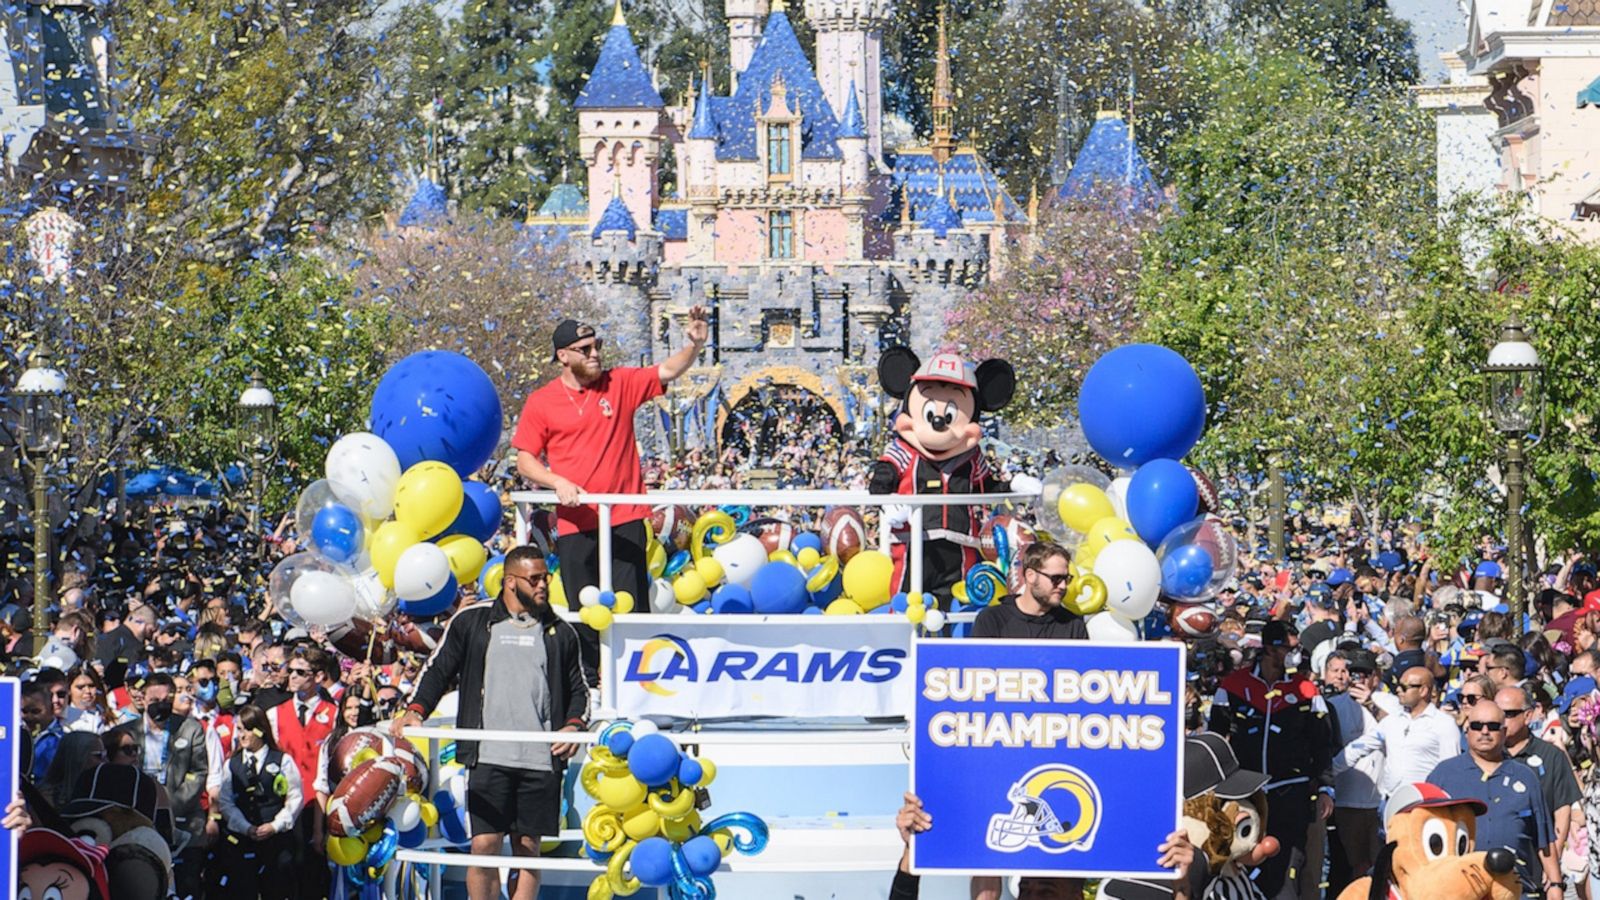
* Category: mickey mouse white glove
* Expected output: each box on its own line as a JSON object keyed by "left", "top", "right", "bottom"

{"left": 883, "top": 504, "right": 913, "bottom": 529}
{"left": 1010, "top": 474, "right": 1043, "bottom": 495}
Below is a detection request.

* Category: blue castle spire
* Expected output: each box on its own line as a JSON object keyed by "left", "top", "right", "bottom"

{"left": 592, "top": 194, "right": 639, "bottom": 240}
{"left": 575, "top": 2, "right": 664, "bottom": 110}
{"left": 838, "top": 80, "right": 866, "bottom": 139}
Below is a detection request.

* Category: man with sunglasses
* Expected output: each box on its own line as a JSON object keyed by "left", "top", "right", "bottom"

{"left": 1496, "top": 684, "right": 1582, "bottom": 878}
{"left": 971, "top": 542, "right": 1087, "bottom": 639}
{"left": 513, "top": 311, "right": 710, "bottom": 685}
{"left": 1334, "top": 666, "right": 1459, "bottom": 810}
{"left": 266, "top": 647, "right": 338, "bottom": 899}
{"left": 1428, "top": 700, "right": 1561, "bottom": 899}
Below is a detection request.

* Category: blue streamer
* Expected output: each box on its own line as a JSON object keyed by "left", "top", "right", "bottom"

{"left": 669, "top": 847, "right": 717, "bottom": 900}
{"left": 665, "top": 550, "right": 692, "bottom": 578}
{"left": 717, "top": 505, "right": 751, "bottom": 527}
{"left": 699, "top": 812, "right": 769, "bottom": 855}
{"left": 991, "top": 527, "right": 1012, "bottom": 577}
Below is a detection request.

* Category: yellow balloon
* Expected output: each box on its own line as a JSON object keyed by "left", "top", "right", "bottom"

{"left": 1059, "top": 483, "right": 1117, "bottom": 534}
{"left": 351, "top": 747, "right": 379, "bottom": 768}
{"left": 327, "top": 835, "right": 368, "bottom": 867}
{"left": 370, "top": 520, "right": 423, "bottom": 589}
{"left": 595, "top": 773, "right": 647, "bottom": 811}
{"left": 710, "top": 829, "right": 734, "bottom": 856}
{"left": 362, "top": 821, "right": 385, "bottom": 843}
{"left": 621, "top": 805, "right": 661, "bottom": 841}
{"left": 796, "top": 547, "right": 821, "bottom": 570}
{"left": 696, "top": 758, "right": 717, "bottom": 787}
{"left": 842, "top": 550, "right": 894, "bottom": 610}
{"left": 768, "top": 549, "right": 798, "bottom": 567}
{"left": 806, "top": 554, "right": 839, "bottom": 593}
{"left": 1065, "top": 573, "right": 1109, "bottom": 616}
{"left": 1077, "top": 516, "right": 1138, "bottom": 569}
{"left": 906, "top": 603, "right": 927, "bottom": 624}
{"left": 613, "top": 591, "right": 635, "bottom": 614}
{"left": 587, "top": 878, "right": 615, "bottom": 900}
{"left": 549, "top": 574, "right": 566, "bottom": 608}
{"left": 393, "top": 461, "right": 465, "bottom": 539}
{"left": 662, "top": 813, "right": 700, "bottom": 842}
{"left": 825, "top": 598, "right": 864, "bottom": 615}
{"left": 580, "top": 605, "right": 615, "bottom": 631}
{"left": 695, "top": 557, "right": 725, "bottom": 586}
{"left": 648, "top": 542, "right": 667, "bottom": 578}
{"left": 690, "top": 511, "right": 737, "bottom": 561}
{"left": 674, "top": 571, "right": 708, "bottom": 605}
{"left": 419, "top": 801, "right": 440, "bottom": 828}
{"left": 437, "top": 534, "right": 488, "bottom": 584}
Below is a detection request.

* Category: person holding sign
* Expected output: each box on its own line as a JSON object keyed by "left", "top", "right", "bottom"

{"left": 891, "top": 792, "right": 1197, "bottom": 900}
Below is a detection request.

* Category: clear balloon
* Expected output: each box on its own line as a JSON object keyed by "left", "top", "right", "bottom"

{"left": 352, "top": 568, "right": 398, "bottom": 620}
{"left": 269, "top": 552, "right": 358, "bottom": 628}
{"left": 326, "top": 432, "right": 403, "bottom": 520}
{"left": 295, "top": 479, "right": 343, "bottom": 545}
{"left": 1155, "top": 515, "right": 1239, "bottom": 603}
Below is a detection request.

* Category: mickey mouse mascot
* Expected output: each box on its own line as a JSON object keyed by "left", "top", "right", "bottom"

{"left": 868, "top": 347, "right": 1038, "bottom": 607}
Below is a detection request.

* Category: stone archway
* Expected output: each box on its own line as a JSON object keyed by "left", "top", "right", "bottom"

{"left": 717, "top": 366, "right": 847, "bottom": 464}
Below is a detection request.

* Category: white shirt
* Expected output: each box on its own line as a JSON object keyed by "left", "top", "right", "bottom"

{"left": 1326, "top": 692, "right": 1383, "bottom": 809}
{"left": 218, "top": 747, "right": 303, "bottom": 836}
{"left": 1333, "top": 701, "right": 1460, "bottom": 802}
{"left": 63, "top": 706, "right": 106, "bottom": 734}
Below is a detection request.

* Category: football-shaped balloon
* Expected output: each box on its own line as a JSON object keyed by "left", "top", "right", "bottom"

{"left": 750, "top": 517, "right": 796, "bottom": 556}
{"left": 651, "top": 505, "right": 696, "bottom": 551}
{"left": 978, "top": 514, "right": 1036, "bottom": 566}
{"left": 327, "top": 757, "right": 406, "bottom": 838}
{"left": 388, "top": 737, "right": 428, "bottom": 794}
{"left": 1169, "top": 602, "right": 1220, "bottom": 639}
{"left": 1189, "top": 467, "right": 1221, "bottom": 515}
{"left": 331, "top": 729, "right": 388, "bottom": 786}
{"left": 821, "top": 507, "right": 867, "bottom": 563}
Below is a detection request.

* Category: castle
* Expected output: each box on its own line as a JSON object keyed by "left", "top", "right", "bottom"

{"left": 535, "top": 0, "right": 1031, "bottom": 448}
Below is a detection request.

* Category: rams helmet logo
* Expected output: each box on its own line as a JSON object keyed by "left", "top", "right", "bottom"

{"left": 985, "top": 763, "right": 1103, "bottom": 854}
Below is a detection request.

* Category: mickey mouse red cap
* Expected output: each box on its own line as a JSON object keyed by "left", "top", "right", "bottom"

{"left": 911, "top": 352, "right": 976, "bottom": 390}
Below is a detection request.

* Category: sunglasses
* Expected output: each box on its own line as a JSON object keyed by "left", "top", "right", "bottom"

{"left": 114, "top": 744, "right": 139, "bottom": 757}
{"left": 1500, "top": 707, "right": 1526, "bottom": 716}
{"left": 195, "top": 677, "right": 215, "bottom": 688}
{"left": 1031, "top": 571, "right": 1072, "bottom": 587}
{"left": 1461, "top": 693, "right": 1484, "bottom": 704}
{"left": 565, "top": 340, "right": 603, "bottom": 357}
{"left": 1466, "top": 721, "right": 1505, "bottom": 732}
{"left": 262, "top": 663, "right": 283, "bottom": 672}
{"left": 1399, "top": 682, "right": 1429, "bottom": 691}
{"left": 288, "top": 667, "right": 314, "bottom": 677}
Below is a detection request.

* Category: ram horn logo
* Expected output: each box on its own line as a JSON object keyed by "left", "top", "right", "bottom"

{"left": 624, "top": 634, "right": 697, "bottom": 697}
{"left": 985, "top": 763, "right": 1103, "bottom": 854}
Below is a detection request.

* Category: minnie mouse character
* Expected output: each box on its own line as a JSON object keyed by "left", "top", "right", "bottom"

{"left": 868, "top": 347, "right": 1038, "bottom": 606}
{"left": 20, "top": 828, "right": 111, "bottom": 900}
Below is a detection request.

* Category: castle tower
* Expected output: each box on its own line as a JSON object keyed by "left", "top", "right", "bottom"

{"left": 576, "top": 1, "right": 666, "bottom": 234}
{"left": 685, "top": 69, "right": 719, "bottom": 262}
{"left": 895, "top": 184, "right": 986, "bottom": 349}
{"left": 726, "top": 0, "right": 771, "bottom": 89}
{"left": 838, "top": 81, "right": 869, "bottom": 257}
{"left": 803, "top": 0, "right": 893, "bottom": 162}
{"left": 929, "top": 1, "right": 956, "bottom": 165}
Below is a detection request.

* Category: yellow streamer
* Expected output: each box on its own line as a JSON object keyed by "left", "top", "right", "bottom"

{"left": 690, "top": 511, "right": 737, "bottom": 562}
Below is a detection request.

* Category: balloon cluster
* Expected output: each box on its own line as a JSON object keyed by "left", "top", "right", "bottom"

{"left": 581, "top": 721, "right": 768, "bottom": 900}
{"left": 268, "top": 351, "right": 505, "bottom": 649}
{"left": 323, "top": 729, "right": 437, "bottom": 886}
{"left": 1049, "top": 344, "right": 1237, "bottom": 640}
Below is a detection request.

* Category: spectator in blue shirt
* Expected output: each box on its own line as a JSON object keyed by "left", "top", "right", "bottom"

{"left": 1427, "top": 700, "right": 1561, "bottom": 900}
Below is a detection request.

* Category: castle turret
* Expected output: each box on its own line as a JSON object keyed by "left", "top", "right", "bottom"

{"left": 576, "top": 1, "right": 666, "bottom": 235}
{"left": 895, "top": 185, "right": 987, "bottom": 348}
{"left": 803, "top": 0, "right": 893, "bottom": 162}
{"left": 581, "top": 193, "right": 662, "bottom": 362}
{"left": 686, "top": 70, "right": 718, "bottom": 262}
{"left": 838, "top": 81, "right": 869, "bottom": 259}
{"left": 726, "top": 0, "right": 770, "bottom": 90}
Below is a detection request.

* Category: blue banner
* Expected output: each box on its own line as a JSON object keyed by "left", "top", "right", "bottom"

{"left": 910, "top": 639, "right": 1184, "bottom": 879}
{"left": 0, "top": 677, "right": 16, "bottom": 897}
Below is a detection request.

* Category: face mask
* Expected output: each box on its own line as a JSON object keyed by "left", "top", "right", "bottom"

{"left": 1285, "top": 650, "right": 1304, "bottom": 670}
{"left": 197, "top": 681, "right": 218, "bottom": 702}
{"left": 146, "top": 699, "right": 173, "bottom": 724}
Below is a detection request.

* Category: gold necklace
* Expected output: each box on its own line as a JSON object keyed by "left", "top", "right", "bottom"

{"left": 563, "top": 380, "right": 592, "bottom": 417}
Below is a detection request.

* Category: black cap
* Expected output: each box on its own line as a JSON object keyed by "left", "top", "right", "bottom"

{"left": 61, "top": 764, "right": 161, "bottom": 823}
{"left": 1346, "top": 649, "right": 1379, "bottom": 674}
{"left": 1186, "top": 732, "right": 1269, "bottom": 800}
{"left": 551, "top": 319, "right": 597, "bottom": 361}
{"left": 1260, "top": 620, "right": 1295, "bottom": 649}
{"left": 0, "top": 604, "right": 32, "bottom": 633}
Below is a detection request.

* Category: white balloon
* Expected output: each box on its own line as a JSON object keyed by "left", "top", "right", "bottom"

{"left": 1086, "top": 610, "right": 1140, "bottom": 642}
{"left": 1106, "top": 476, "right": 1132, "bottom": 521}
{"left": 1094, "top": 539, "right": 1162, "bottom": 621}
{"left": 325, "top": 432, "right": 402, "bottom": 520}
{"left": 290, "top": 569, "right": 358, "bottom": 627}
{"left": 923, "top": 609, "right": 947, "bottom": 632}
{"left": 579, "top": 585, "right": 601, "bottom": 608}
{"left": 713, "top": 534, "right": 769, "bottom": 589}
{"left": 352, "top": 568, "right": 397, "bottom": 620}
{"left": 631, "top": 719, "right": 660, "bottom": 737}
{"left": 393, "top": 543, "right": 452, "bottom": 602}
{"left": 649, "top": 578, "right": 679, "bottom": 614}
{"left": 390, "top": 797, "right": 422, "bottom": 832}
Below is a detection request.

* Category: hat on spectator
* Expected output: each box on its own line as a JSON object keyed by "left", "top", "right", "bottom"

{"left": 1474, "top": 561, "right": 1504, "bottom": 580}
{"left": 1584, "top": 590, "right": 1600, "bottom": 614}
{"left": 0, "top": 604, "right": 32, "bottom": 633}
{"left": 1457, "top": 610, "right": 1484, "bottom": 637}
{"left": 61, "top": 764, "right": 161, "bottom": 823}
{"left": 1185, "top": 732, "right": 1269, "bottom": 800}
{"left": 1306, "top": 583, "right": 1338, "bottom": 610}
{"left": 1373, "top": 550, "right": 1405, "bottom": 573}
{"left": 1326, "top": 568, "right": 1354, "bottom": 587}
{"left": 1560, "top": 676, "right": 1597, "bottom": 715}
{"left": 1383, "top": 782, "right": 1486, "bottom": 826}
{"left": 1260, "top": 620, "right": 1295, "bottom": 649}
{"left": 1346, "top": 649, "right": 1379, "bottom": 675}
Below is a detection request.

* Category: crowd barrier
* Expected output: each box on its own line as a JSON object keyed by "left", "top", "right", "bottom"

{"left": 391, "top": 489, "right": 1037, "bottom": 899}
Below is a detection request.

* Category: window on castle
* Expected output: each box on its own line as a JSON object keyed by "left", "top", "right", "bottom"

{"left": 769, "top": 211, "right": 794, "bottom": 259}
{"left": 766, "top": 124, "right": 792, "bottom": 178}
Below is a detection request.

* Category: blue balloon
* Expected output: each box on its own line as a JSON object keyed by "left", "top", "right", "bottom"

{"left": 607, "top": 730, "right": 635, "bottom": 759}
{"left": 434, "top": 790, "right": 469, "bottom": 845}
{"left": 710, "top": 584, "right": 754, "bottom": 615}
{"left": 364, "top": 823, "right": 399, "bottom": 868}
{"left": 1126, "top": 459, "right": 1200, "bottom": 545}
{"left": 599, "top": 590, "right": 617, "bottom": 609}
{"left": 1077, "top": 345, "right": 1206, "bottom": 466}
{"left": 681, "top": 835, "right": 722, "bottom": 878}
{"left": 631, "top": 837, "right": 676, "bottom": 886}
{"left": 398, "top": 822, "right": 428, "bottom": 849}
{"left": 445, "top": 481, "right": 503, "bottom": 543}
{"left": 1161, "top": 544, "right": 1216, "bottom": 600}
{"left": 791, "top": 533, "right": 824, "bottom": 554}
{"left": 369, "top": 351, "right": 503, "bottom": 476}
{"left": 678, "top": 757, "right": 704, "bottom": 786}
{"left": 809, "top": 573, "right": 843, "bottom": 607}
{"left": 690, "top": 600, "right": 712, "bottom": 615}
{"left": 399, "top": 573, "right": 458, "bottom": 619}
{"left": 802, "top": 605, "right": 822, "bottom": 615}
{"left": 889, "top": 592, "right": 910, "bottom": 613}
{"left": 311, "top": 503, "right": 364, "bottom": 564}
{"left": 750, "top": 563, "right": 808, "bottom": 614}
{"left": 628, "top": 734, "right": 682, "bottom": 787}
{"left": 699, "top": 812, "right": 769, "bottom": 855}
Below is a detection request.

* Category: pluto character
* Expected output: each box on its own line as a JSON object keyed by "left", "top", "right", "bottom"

{"left": 869, "top": 347, "right": 1035, "bottom": 606}
{"left": 1337, "top": 782, "right": 1519, "bottom": 900}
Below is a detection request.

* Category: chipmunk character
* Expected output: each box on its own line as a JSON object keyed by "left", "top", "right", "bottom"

{"left": 868, "top": 347, "right": 1036, "bottom": 607}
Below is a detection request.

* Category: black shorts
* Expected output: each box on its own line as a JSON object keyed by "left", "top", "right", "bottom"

{"left": 467, "top": 764, "right": 561, "bottom": 838}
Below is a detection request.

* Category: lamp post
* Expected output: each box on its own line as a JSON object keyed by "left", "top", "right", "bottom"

{"left": 14, "top": 349, "right": 67, "bottom": 653}
{"left": 1485, "top": 317, "right": 1543, "bottom": 623}
{"left": 237, "top": 372, "right": 276, "bottom": 538}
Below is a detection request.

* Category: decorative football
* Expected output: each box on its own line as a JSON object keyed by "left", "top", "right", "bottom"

{"left": 749, "top": 517, "right": 796, "bottom": 556}
{"left": 326, "top": 757, "right": 406, "bottom": 838}
{"left": 978, "top": 514, "right": 1036, "bottom": 566}
{"left": 330, "top": 729, "right": 388, "bottom": 786}
{"left": 650, "top": 505, "right": 696, "bottom": 551}
{"left": 1189, "top": 467, "right": 1221, "bottom": 515}
{"left": 1169, "top": 602, "right": 1221, "bottom": 639}
{"left": 388, "top": 737, "right": 428, "bottom": 795}
{"left": 821, "top": 507, "right": 867, "bottom": 563}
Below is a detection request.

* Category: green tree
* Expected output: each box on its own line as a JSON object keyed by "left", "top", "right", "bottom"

{"left": 1229, "top": 0, "right": 1420, "bottom": 90}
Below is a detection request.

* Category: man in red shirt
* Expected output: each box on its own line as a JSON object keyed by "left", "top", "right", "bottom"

{"left": 513, "top": 310, "right": 709, "bottom": 683}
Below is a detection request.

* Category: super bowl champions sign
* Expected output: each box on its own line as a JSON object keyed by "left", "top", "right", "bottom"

{"left": 911, "top": 640, "right": 1184, "bottom": 879}
{"left": 606, "top": 617, "right": 913, "bottom": 719}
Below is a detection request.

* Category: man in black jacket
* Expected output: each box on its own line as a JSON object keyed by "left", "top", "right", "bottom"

{"left": 392, "top": 545, "right": 588, "bottom": 900}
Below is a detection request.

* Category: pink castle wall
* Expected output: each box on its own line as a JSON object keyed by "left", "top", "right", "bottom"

{"left": 802, "top": 208, "right": 848, "bottom": 260}
{"left": 716, "top": 209, "right": 767, "bottom": 263}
